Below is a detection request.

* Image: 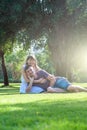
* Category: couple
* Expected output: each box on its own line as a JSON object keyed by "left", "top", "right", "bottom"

{"left": 20, "top": 55, "right": 87, "bottom": 94}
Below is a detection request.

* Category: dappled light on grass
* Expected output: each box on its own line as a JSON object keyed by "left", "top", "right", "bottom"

{"left": 0, "top": 83, "right": 87, "bottom": 130}
{"left": 0, "top": 87, "right": 19, "bottom": 95}
{"left": 0, "top": 96, "right": 87, "bottom": 129}
{"left": 0, "top": 83, "right": 20, "bottom": 95}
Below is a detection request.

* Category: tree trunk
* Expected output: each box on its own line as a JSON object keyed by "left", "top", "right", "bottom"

{"left": 0, "top": 50, "right": 9, "bottom": 86}
{"left": 47, "top": 0, "right": 75, "bottom": 81}
{"left": 48, "top": 22, "right": 74, "bottom": 81}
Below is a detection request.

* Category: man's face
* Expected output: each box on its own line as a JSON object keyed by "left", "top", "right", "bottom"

{"left": 26, "top": 66, "right": 35, "bottom": 77}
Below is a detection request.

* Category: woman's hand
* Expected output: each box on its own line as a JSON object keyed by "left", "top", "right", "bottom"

{"left": 47, "top": 74, "right": 56, "bottom": 86}
{"left": 33, "top": 78, "right": 46, "bottom": 83}
{"left": 29, "top": 76, "right": 34, "bottom": 81}
{"left": 38, "top": 78, "right": 47, "bottom": 83}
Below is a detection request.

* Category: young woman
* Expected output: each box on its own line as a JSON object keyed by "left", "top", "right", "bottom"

{"left": 20, "top": 56, "right": 45, "bottom": 93}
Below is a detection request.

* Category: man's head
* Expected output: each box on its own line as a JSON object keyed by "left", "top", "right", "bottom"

{"left": 24, "top": 65, "right": 35, "bottom": 77}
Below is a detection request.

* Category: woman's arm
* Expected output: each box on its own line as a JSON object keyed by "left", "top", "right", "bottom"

{"left": 33, "top": 78, "right": 47, "bottom": 83}
{"left": 22, "top": 67, "right": 46, "bottom": 84}
{"left": 22, "top": 68, "right": 30, "bottom": 82}
{"left": 40, "top": 70, "right": 56, "bottom": 87}
{"left": 47, "top": 75, "right": 56, "bottom": 87}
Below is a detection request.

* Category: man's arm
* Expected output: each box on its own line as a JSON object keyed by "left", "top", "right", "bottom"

{"left": 26, "top": 77, "right": 34, "bottom": 93}
{"left": 40, "top": 70, "right": 56, "bottom": 87}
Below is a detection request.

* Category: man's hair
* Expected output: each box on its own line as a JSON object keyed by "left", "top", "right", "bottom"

{"left": 24, "top": 65, "right": 31, "bottom": 72}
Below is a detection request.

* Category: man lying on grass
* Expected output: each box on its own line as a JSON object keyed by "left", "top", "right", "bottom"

{"left": 20, "top": 65, "right": 66, "bottom": 93}
{"left": 22, "top": 65, "right": 87, "bottom": 93}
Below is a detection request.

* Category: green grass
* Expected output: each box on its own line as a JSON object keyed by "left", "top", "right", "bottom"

{"left": 0, "top": 83, "right": 87, "bottom": 130}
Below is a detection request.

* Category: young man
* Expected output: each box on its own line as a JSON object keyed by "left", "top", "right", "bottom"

{"left": 23, "top": 65, "right": 66, "bottom": 93}
{"left": 24, "top": 65, "right": 87, "bottom": 93}
{"left": 20, "top": 65, "right": 45, "bottom": 94}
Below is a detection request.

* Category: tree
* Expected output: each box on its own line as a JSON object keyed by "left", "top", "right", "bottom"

{"left": 0, "top": 49, "right": 9, "bottom": 85}
{"left": 0, "top": 0, "right": 40, "bottom": 85}
{"left": 0, "top": 0, "right": 52, "bottom": 85}
{"left": 16, "top": 0, "right": 87, "bottom": 79}
{"left": 47, "top": 0, "right": 87, "bottom": 79}
{"left": 5, "top": 44, "right": 28, "bottom": 82}
{"left": 0, "top": 0, "right": 87, "bottom": 85}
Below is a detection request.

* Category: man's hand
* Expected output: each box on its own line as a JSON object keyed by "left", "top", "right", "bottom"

{"left": 26, "top": 77, "right": 34, "bottom": 93}
{"left": 29, "top": 77, "right": 34, "bottom": 82}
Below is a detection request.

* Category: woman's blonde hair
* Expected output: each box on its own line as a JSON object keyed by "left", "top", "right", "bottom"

{"left": 26, "top": 55, "right": 37, "bottom": 65}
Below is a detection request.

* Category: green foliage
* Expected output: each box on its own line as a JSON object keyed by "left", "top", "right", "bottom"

{"left": 3, "top": 42, "right": 55, "bottom": 82}
{"left": 0, "top": 0, "right": 47, "bottom": 45}
{"left": 67, "top": 0, "right": 87, "bottom": 25}
{"left": 0, "top": 0, "right": 87, "bottom": 44}
{"left": 36, "top": 45, "right": 55, "bottom": 74}
{"left": 78, "top": 70, "right": 87, "bottom": 83}
{"left": 4, "top": 44, "right": 28, "bottom": 82}
{"left": 0, "top": 0, "right": 87, "bottom": 82}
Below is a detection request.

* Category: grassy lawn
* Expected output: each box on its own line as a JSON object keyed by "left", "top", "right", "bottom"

{"left": 0, "top": 83, "right": 87, "bottom": 130}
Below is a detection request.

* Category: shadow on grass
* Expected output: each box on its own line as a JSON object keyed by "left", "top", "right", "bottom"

{"left": 0, "top": 86, "right": 69, "bottom": 95}
{"left": 0, "top": 86, "right": 19, "bottom": 95}
{"left": 0, "top": 99, "right": 87, "bottom": 130}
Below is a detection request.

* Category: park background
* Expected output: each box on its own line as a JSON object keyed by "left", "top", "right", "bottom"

{"left": 0, "top": 0, "right": 87, "bottom": 86}
{"left": 0, "top": 42, "right": 87, "bottom": 84}
{"left": 0, "top": 1, "right": 87, "bottom": 130}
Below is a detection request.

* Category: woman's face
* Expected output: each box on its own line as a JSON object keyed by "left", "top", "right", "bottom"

{"left": 27, "top": 59, "right": 36, "bottom": 67}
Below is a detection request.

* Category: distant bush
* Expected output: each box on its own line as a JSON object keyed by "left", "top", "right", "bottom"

{"left": 8, "top": 78, "right": 21, "bottom": 83}
{"left": 79, "top": 71, "right": 87, "bottom": 83}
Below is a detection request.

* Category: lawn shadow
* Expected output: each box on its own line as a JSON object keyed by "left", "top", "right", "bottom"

{"left": 0, "top": 86, "right": 19, "bottom": 95}
{"left": 0, "top": 98, "right": 87, "bottom": 128}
